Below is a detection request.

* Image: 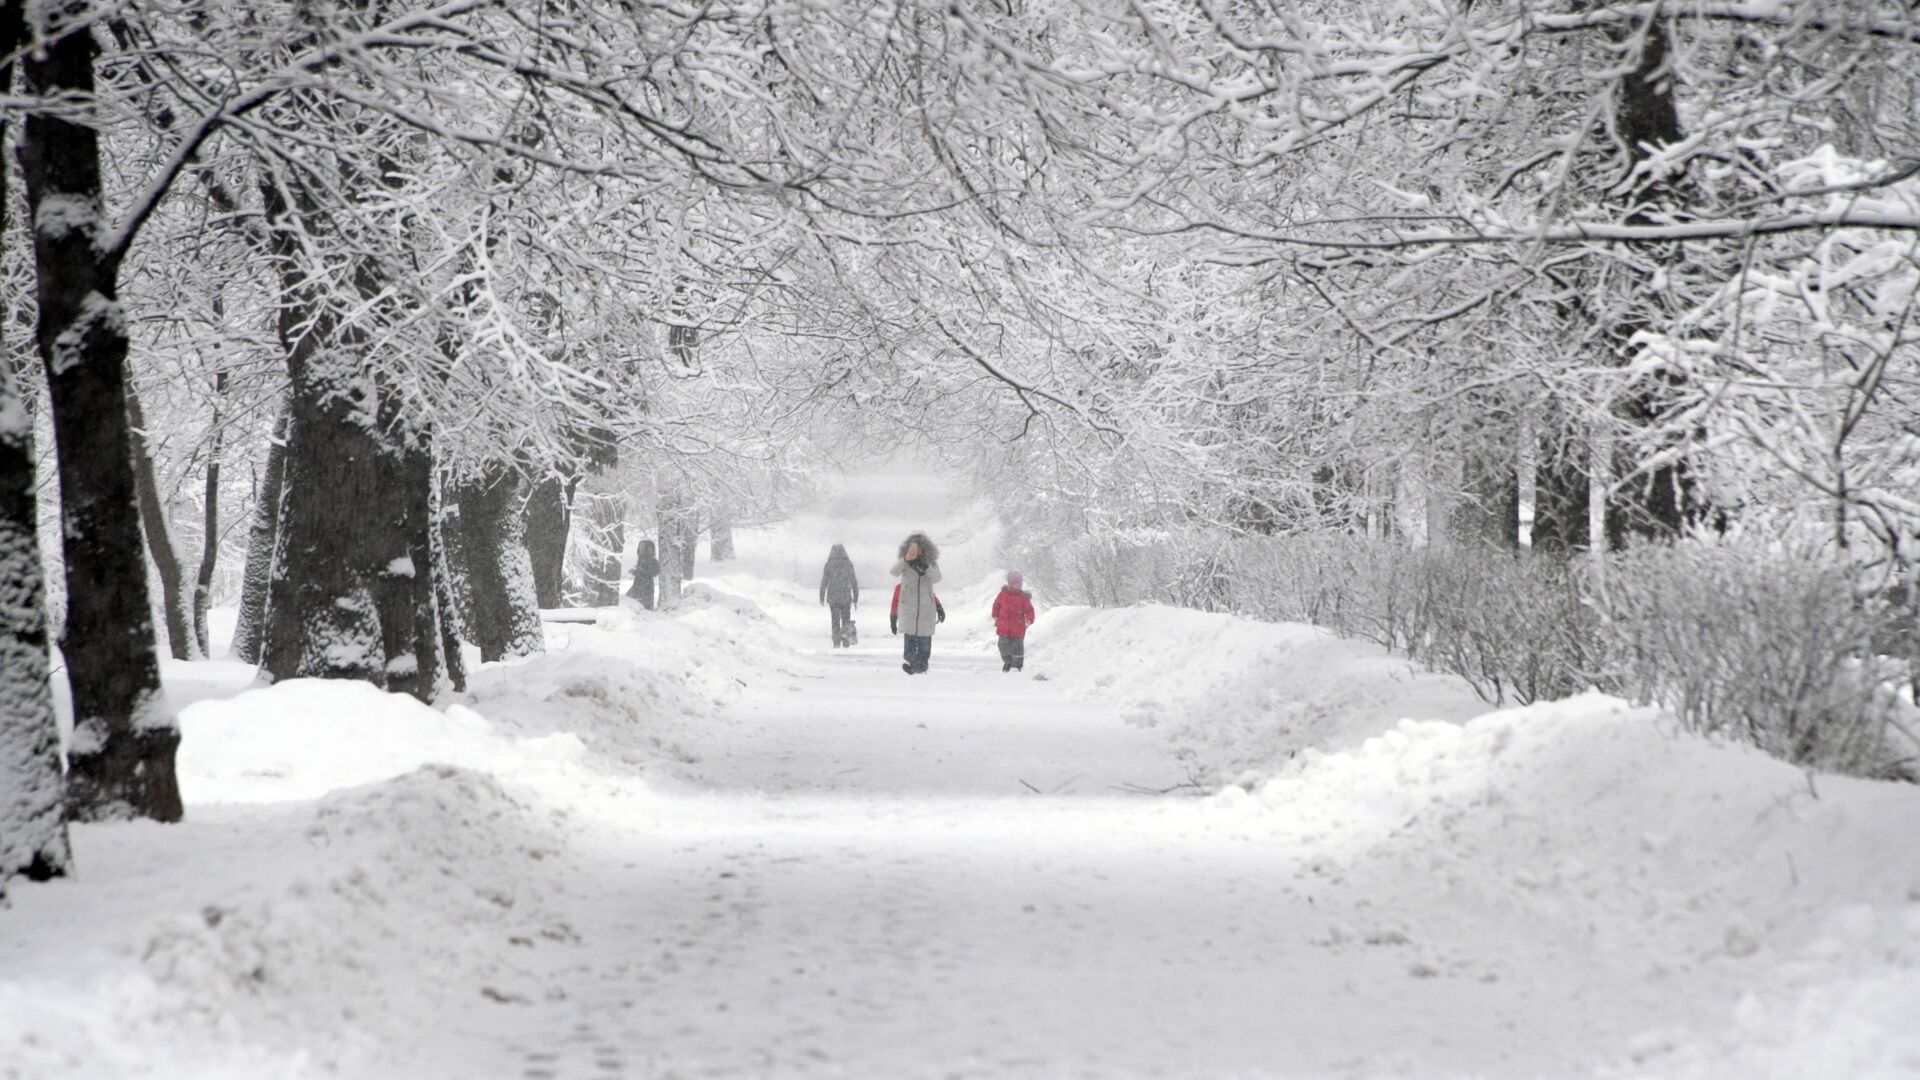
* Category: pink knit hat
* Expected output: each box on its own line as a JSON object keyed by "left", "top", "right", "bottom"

{"left": 1007, "top": 571, "right": 1023, "bottom": 589}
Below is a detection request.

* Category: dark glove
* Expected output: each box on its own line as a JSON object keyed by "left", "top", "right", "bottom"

{"left": 889, "top": 616, "right": 898, "bottom": 635}
{"left": 935, "top": 601, "right": 946, "bottom": 623}
{"left": 908, "top": 557, "right": 928, "bottom": 574}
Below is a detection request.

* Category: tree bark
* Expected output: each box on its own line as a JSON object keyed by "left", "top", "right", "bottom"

{"left": 656, "top": 485, "right": 693, "bottom": 609}
{"left": 193, "top": 369, "right": 227, "bottom": 656}
{"left": 580, "top": 493, "right": 625, "bottom": 606}
{"left": 429, "top": 483, "right": 467, "bottom": 693}
{"left": 452, "top": 464, "right": 545, "bottom": 662}
{"left": 1531, "top": 427, "right": 1592, "bottom": 554}
{"left": 709, "top": 516, "right": 735, "bottom": 561}
{"left": 1600, "top": 6, "right": 1704, "bottom": 545}
{"left": 0, "top": 359, "right": 68, "bottom": 894}
{"left": 127, "top": 385, "right": 200, "bottom": 660}
{"left": 229, "top": 402, "right": 288, "bottom": 663}
{"left": 524, "top": 473, "right": 573, "bottom": 608}
{"left": 0, "top": 19, "right": 72, "bottom": 883}
{"left": 258, "top": 177, "right": 446, "bottom": 701}
{"left": 21, "top": 5, "right": 181, "bottom": 823}
{"left": 1450, "top": 445, "right": 1520, "bottom": 550}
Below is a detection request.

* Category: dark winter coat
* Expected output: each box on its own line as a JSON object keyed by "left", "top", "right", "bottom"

{"left": 820, "top": 545, "right": 860, "bottom": 606}
{"left": 632, "top": 539, "right": 661, "bottom": 579}
{"left": 889, "top": 533, "right": 942, "bottom": 637}
{"left": 992, "top": 587, "right": 1036, "bottom": 639}
{"left": 626, "top": 539, "right": 661, "bottom": 603}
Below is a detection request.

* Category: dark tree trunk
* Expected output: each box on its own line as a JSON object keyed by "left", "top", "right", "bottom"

{"left": 374, "top": 425, "right": 446, "bottom": 700}
{"left": 429, "top": 485, "right": 467, "bottom": 693}
{"left": 524, "top": 473, "right": 573, "bottom": 608}
{"left": 442, "top": 492, "right": 480, "bottom": 635}
{"left": 1450, "top": 445, "right": 1520, "bottom": 550}
{"left": 258, "top": 178, "right": 445, "bottom": 701}
{"left": 1600, "top": 7, "right": 1703, "bottom": 545}
{"left": 452, "top": 464, "right": 544, "bottom": 662}
{"left": 229, "top": 403, "right": 288, "bottom": 663}
{"left": 1531, "top": 429, "right": 1592, "bottom": 554}
{"left": 21, "top": 6, "right": 180, "bottom": 823}
{"left": 0, "top": 358, "right": 68, "bottom": 894}
{"left": 127, "top": 385, "right": 199, "bottom": 660}
{"left": 193, "top": 369, "right": 227, "bottom": 656}
{"left": 0, "top": 19, "right": 72, "bottom": 885}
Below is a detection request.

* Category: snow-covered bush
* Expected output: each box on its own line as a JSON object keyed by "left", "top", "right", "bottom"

{"left": 1221, "top": 534, "right": 1596, "bottom": 706}
{"left": 1601, "top": 540, "right": 1918, "bottom": 780}
{"left": 1040, "top": 523, "right": 1917, "bottom": 779}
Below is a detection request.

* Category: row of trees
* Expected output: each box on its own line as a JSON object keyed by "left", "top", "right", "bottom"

{"left": 6, "top": 2, "right": 1919, "bottom": 894}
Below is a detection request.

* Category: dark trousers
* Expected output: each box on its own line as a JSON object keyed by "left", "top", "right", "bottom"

{"left": 627, "top": 577, "right": 655, "bottom": 611}
{"left": 903, "top": 634, "right": 932, "bottom": 672}
{"left": 997, "top": 635, "right": 1025, "bottom": 670}
{"left": 829, "top": 602, "right": 853, "bottom": 645}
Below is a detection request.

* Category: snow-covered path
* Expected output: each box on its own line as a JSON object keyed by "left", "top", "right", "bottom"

{"left": 7, "top": 475, "right": 1918, "bottom": 1080}
{"left": 394, "top": 488, "right": 1622, "bottom": 1080}
{"left": 419, "top": 612, "right": 1547, "bottom": 1080}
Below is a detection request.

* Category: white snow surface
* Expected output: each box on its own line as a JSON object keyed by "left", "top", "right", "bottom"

{"left": 4, "top": 471, "right": 1918, "bottom": 1079}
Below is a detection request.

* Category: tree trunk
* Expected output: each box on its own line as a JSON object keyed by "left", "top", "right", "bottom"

{"left": 21, "top": 6, "right": 180, "bottom": 823}
{"left": 375, "top": 426, "right": 446, "bottom": 700}
{"left": 1531, "top": 426, "right": 1592, "bottom": 554}
{"left": 0, "top": 16, "right": 70, "bottom": 895}
{"left": 193, "top": 369, "right": 227, "bottom": 656}
{"left": 709, "top": 516, "right": 735, "bottom": 561}
{"left": 656, "top": 485, "right": 693, "bottom": 610}
{"left": 680, "top": 511, "right": 699, "bottom": 581}
{"left": 580, "top": 493, "right": 625, "bottom": 606}
{"left": 452, "top": 464, "right": 544, "bottom": 662}
{"left": 230, "top": 403, "right": 288, "bottom": 663}
{"left": 524, "top": 473, "right": 573, "bottom": 608}
{"left": 429, "top": 482, "right": 467, "bottom": 693}
{"left": 1600, "top": 6, "right": 1703, "bottom": 545}
{"left": 1450, "top": 445, "right": 1520, "bottom": 550}
{"left": 258, "top": 179, "right": 445, "bottom": 701}
{"left": 0, "top": 360, "right": 68, "bottom": 894}
{"left": 127, "top": 385, "right": 200, "bottom": 660}
{"left": 0, "top": 76, "right": 71, "bottom": 885}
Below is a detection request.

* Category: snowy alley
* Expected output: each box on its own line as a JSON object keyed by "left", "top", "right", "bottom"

{"left": 4, "top": 474, "right": 1919, "bottom": 1080}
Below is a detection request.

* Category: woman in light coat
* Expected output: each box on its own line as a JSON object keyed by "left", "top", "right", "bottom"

{"left": 890, "top": 532, "right": 942, "bottom": 674}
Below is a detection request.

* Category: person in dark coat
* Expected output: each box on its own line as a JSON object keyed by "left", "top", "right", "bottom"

{"left": 889, "top": 532, "right": 942, "bottom": 674}
{"left": 820, "top": 544, "right": 860, "bottom": 648}
{"left": 626, "top": 538, "right": 661, "bottom": 611}
{"left": 991, "top": 570, "right": 1037, "bottom": 672}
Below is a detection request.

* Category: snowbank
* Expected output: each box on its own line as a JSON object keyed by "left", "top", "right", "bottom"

{"left": 1027, "top": 603, "right": 1487, "bottom": 778}
{"left": 0, "top": 766, "right": 573, "bottom": 1078}
{"left": 177, "top": 679, "right": 584, "bottom": 803}
{"left": 1206, "top": 692, "right": 1920, "bottom": 1077}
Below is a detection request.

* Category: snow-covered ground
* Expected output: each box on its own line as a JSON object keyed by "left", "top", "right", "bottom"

{"left": 5, "top": 472, "right": 1919, "bottom": 1079}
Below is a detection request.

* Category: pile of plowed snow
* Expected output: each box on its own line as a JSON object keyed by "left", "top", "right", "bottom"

{"left": 1030, "top": 600, "right": 1920, "bottom": 1078}
{"left": 1214, "top": 693, "right": 1920, "bottom": 1078}
{"left": 1026, "top": 603, "right": 1487, "bottom": 779}
{"left": 2, "top": 581, "right": 796, "bottom": 1079}
{"left": 0, "top": 766, "right": 572, "bottom": 1078}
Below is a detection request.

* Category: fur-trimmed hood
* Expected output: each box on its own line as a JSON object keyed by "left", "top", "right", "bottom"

{"left": 897, "top": 532, "right": 940, "bottom": 563}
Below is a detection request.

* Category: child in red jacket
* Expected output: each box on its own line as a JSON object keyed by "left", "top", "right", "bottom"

{"left": 991, "top": 571, "right": 1036, "bottom": 672}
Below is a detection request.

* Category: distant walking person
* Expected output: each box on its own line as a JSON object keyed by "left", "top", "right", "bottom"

{"left": 992, "top": 571, "right": 1036, "bottom": 672}
{"left": 820, "top": 544, "right": 861, "bottom": 648}
{"left": 626, "top": 538, "right": 661, "bottom": 611}
{"left": 889, "top": 532, "right": 942, "bottom": 674}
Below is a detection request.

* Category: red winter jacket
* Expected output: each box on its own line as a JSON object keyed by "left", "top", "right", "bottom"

{"left": 992, "top": 587, "right": 1036, "bottom": 638}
